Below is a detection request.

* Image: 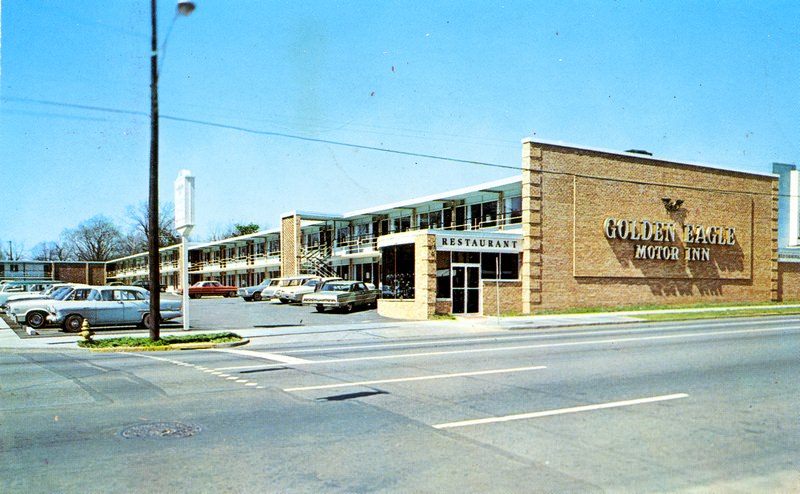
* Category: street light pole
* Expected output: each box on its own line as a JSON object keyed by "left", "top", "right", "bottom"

{"left": 148, "top": 0, "right": 195, "bottom": 341}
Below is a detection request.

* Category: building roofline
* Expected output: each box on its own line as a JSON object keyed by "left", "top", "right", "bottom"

{"left": 522, "top": 138, "right": 776, "bottom": 179}
{"left": 344, "top": 175, "right": 523, "bottom": 218}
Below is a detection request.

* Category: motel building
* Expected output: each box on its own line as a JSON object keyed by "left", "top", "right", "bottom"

{"left": 102, "top": 139, "right": 800, "bottom": 319}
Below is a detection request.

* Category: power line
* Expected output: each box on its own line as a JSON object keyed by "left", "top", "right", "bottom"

{"left": 1, "top": 96, "right": 520, "bottom": 171}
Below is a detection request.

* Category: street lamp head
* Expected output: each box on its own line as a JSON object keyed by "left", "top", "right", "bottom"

{"left": 177, "top": 1, "right": 196, "bottom": 16}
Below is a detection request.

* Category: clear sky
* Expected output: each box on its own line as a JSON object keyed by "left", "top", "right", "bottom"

{"left": 2, "top": 1, "right": 798, "bottom": 255}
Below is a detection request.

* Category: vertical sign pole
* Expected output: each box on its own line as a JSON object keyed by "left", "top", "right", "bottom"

{"left": 496, "top": 256, "right": 501, "bottom": 324}
{"left": 182, "top": 234, "right": 190, "bottom": 331}
{"left": 175, "top": 169, "right": 195, "bottom": 332}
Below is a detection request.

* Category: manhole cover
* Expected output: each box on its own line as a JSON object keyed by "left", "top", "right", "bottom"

{"left": 121, "top": 422, "right": 201, "bottom": 439}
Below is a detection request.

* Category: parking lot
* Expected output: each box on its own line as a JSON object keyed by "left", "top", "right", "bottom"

{"left": 2, "top": 293, "right": 393, "bottom": 337}
{"left": 173, "top": 294, "right": 392, "bottom": 331}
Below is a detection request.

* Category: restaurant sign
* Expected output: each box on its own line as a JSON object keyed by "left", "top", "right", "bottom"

{"left": 437, "top": 233, "right": 522, "bottom": 253}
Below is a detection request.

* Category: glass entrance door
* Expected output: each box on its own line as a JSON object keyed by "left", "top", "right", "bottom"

{"left": 452, "top": 264, "right": 481, "bottom": 314}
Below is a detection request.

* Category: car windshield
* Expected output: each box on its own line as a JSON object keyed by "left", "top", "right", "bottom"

{"left": 257, "top": 279, "right": 271, "bottom": 288}
{"left": 49, "top": 287, "right": 72, "bottom": 299}
{"left": 322, "top": 283, "right": 350, "bottom": 292}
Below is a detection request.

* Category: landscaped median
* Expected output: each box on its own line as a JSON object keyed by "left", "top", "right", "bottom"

{"left": 77, "top": 332, "right": 247, "bottom": 352}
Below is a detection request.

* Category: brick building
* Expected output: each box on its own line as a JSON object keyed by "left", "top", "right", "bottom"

{"left": 106, "top": 139, "right": 792, "bottom": 319}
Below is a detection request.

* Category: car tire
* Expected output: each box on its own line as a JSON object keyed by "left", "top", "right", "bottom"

{"left": 26, "top": 311, "right": 47, "bottom": 329}
{"left": 63, "top": 314, "right": 83, "bottom": 333}
{"left": 141, "top": 313, "right": 162, "bottom": 329}
{"left": 342, "top": 303, "right": 354, "bottom": 314}
{"left": 315, "top": 305, "right": 326, "bottom": 313}
{"left": 253, "top": 292, "right": 262, "bottom": 302}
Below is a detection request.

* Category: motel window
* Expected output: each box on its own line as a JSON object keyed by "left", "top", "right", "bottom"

{"left": 391, "top": 216, "right": 411, "bottom": 233}
{"left": 455, "top": 205, "right": 467, "bottom": 230}
{"left": 481, "top": 253, "right": 520, "bottom": 280}
{"left": 436, "top": 252, "right": 451, "bottom": 298}
{"left": 504, "top": 196, "right": 522, "bottom": 224}
{"left": 381, "top": 244, "right": 415, "bottom": 299}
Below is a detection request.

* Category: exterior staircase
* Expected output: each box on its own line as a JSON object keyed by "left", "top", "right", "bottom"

{"left": 301, "top": 244, "right": 337, "bottom": 278}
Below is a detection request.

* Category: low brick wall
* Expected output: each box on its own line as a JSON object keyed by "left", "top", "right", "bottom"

{"left": 377, "top": 299, "right": 430, "bottom": 320}
{"left": 482, "top": 281, "right": 522, "bottom": 315}
{"left": 777, "top": 262, "right": 800, "bottom": 302}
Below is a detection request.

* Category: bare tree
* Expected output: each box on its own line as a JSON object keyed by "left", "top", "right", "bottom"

{"left": 125, "top": 201, "right": 180, "bottom": 252}
{"left": 206, "top": 222, "right": 237, "bottom": 242}
{"left": 63, "top": 215, "right": 123, "bottom": 261}
{"left": 206, "top": 222, "right": 261, "bottom": 241}
{"left": 1, "top": 240, "right": 26, "bottom": 260}
{"left": 31, "top": 241, "right": 72, "bottom": 261}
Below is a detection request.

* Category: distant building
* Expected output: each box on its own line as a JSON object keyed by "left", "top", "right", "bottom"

{"left": 0, "top": 260, "right": 105, "bottom": 285}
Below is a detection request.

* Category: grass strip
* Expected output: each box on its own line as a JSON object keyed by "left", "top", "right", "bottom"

{"left": 78, "top": 332, "right": 242, "bottom": 349}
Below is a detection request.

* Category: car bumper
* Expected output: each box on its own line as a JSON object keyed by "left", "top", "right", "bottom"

{"left": 302, "top": 298, "right": 341, "bottom": 308}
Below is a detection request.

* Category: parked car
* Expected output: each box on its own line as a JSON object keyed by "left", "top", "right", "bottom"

{"left": 180, "top": 280, "right": 237, "bottom": 299}
{"left": 257, "top": 278, "right": 283, "bottom": 301}
{"left": 8, "top": 285, "right": 93, "bottom": 329}
{"left": 0, "top": 284, "right": 73, "bottom": 312}
{"left": 45, "top": 286, "right": 182, "bottom": 332}
{"left": 275, "top": 276, "right": 339, "bottom": 304}
{"left": 132, "top": 280, "right": 166, "bottom": 292}
{"left": 238, "top": 278, "right": 272, "bottom": 302}
{"left": 302, "top": 280, "right": 379, "bottom": 313}
{"left": 0, "top": 281, "right": 58, "bottom": 306}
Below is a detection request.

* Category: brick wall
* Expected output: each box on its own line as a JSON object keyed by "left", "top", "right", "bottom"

{"left": 524, "top": 141, "right": 777, "bottom": 311}
{"left": 482, "top": 281, "right": 522, "bottom": 315}
{"left": 777, "top": 262, "right": 800, "bottom": 301}
{"left": 280, "top": 215, "right": 301, "bottom": 277}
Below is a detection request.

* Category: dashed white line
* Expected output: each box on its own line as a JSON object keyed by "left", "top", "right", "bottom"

{"left": 433, "top": 393, "right": 690, "bottom": 429}
{"left": 284, "top": 365, "right": 547, "bottom": 392}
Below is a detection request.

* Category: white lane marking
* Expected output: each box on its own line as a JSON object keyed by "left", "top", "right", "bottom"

{"left": 268, "top": 319, "right": 800, "bottom": 355}
{"left": 433, "top": 393, "right": 689, "bottom": 429}
{"left": 211, "top": 348, "right": 311, "bottom": 365}
{"left": 283, "top": 365, "right": 547, "bottom": 392}
{"left": 220, "top": 326, "right": 798, "bottom": 370}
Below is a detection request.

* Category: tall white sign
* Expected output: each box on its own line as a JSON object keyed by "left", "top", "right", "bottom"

{"left": 175, "top": 169, "right": 195, "bottom": 236}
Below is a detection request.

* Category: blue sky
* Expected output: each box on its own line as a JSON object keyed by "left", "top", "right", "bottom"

{"left": 2, "top": 1, "right": 799, "bottom": 253}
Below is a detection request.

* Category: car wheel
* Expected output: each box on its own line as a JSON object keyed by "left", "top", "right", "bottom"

{"left": 63, "top": 314, "right": 83, "bottom": 333}
{"left": 141, "top": 313, "right": 162, "bottom": 329}
{"left": 315, "top": 305, "right": 326, "bottom": 313}
{"left": 228, "top": 291, "right": 236, "bottom": 298}
{"left": 252, "top": 292, "right": 262, "bottom": 302}
{"left": 26, "top": 311, "right": 47, "bottom": 329}
{"left": 342, "top": 303, "right": 354, "bottom": 314}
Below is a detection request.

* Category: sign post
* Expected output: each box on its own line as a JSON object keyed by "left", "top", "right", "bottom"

{"left": 175, "top": 170, "right": 195, "bottom": 332}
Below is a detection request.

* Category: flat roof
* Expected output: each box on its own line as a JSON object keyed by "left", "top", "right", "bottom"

{"left": 522, "top": 138, "right": 776, "bottom": 179}
{"left": 344, "top": 175, "right": 523, "bottom": 218}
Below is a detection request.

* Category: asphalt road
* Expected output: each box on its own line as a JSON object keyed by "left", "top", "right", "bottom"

{"left": 1, "top": 317, "right": 798, "bottom": 492}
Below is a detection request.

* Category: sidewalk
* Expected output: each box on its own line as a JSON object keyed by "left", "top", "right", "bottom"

{"left": 2, "top": 305, "right": 799, "bottom": 350}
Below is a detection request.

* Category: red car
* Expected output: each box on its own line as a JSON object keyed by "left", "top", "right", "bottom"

{"left": 182, "top": 280, "right": 238, "bottom": 299}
